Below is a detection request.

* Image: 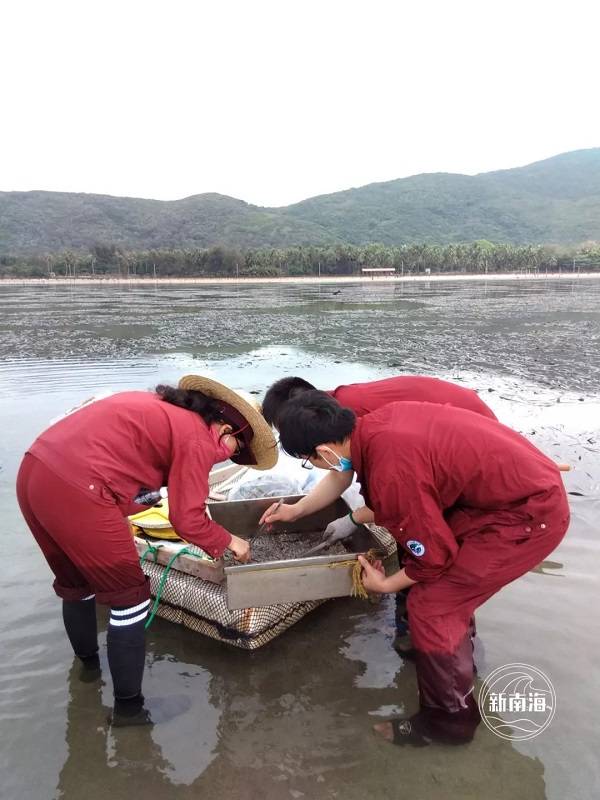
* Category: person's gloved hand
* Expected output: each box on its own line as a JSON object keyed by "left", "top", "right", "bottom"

{"left": 322, "top": 514, "right": 358, "bottom": 544}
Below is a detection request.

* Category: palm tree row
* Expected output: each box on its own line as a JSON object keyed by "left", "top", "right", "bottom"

{"left": 1, "top": 240, "right": 599, "bottom": 278}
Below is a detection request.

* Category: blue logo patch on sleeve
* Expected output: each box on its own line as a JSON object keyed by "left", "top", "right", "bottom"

{"left": 406, "top": 540, "right": 426, "bottom": 557}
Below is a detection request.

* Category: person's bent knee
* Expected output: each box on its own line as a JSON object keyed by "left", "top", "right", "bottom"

{"left": 95, "top": 576, "right": 150, "bottom": 608}
{"left": 53, "top": 580, "right": 95, "bottom": 602}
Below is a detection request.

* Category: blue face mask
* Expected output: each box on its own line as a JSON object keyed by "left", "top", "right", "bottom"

{"left": 319, "top": 446, "right": 353, "bottom": 472}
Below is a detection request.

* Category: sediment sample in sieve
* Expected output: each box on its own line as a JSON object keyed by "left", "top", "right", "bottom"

{"left": 223, "top": 530, "right": 347, "bottom": 564}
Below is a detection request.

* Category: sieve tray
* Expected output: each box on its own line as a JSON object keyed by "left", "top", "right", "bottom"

{"left": 208, "top": 495, "right": 379, "bottom": 610}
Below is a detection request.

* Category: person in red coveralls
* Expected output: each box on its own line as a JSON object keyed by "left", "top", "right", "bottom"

{"left": 262, "top": 374, "right": 497, "bottom": 539}
{"left": 263, "top": 375, "right": 498, "bottom": 428}
{"left": 262, "top": 374, "right": 498, "bottom": 651}
{"left": 16, "top": 375, "right": 277, "bottom": 727}
{"left": 274, "top": 390, "right": 570, "bottom": 746}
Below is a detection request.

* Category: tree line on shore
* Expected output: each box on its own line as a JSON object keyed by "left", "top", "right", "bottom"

{"left": 1, "top": 240, "right": 599, "bottom": 279}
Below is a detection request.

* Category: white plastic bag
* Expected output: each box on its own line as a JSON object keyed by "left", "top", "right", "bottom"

{"left": 228, "top": 473, "right": 304, "bottom": 500}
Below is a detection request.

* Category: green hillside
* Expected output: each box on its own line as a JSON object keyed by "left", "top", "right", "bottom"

{"left": 284, "top": 149, "right": 600, "bottom": 245}
{"left": 0, "top": 191, "right": 340, "bottom": 255}
{"left": 0, "top": 148, "right": 599, "bottom": 255}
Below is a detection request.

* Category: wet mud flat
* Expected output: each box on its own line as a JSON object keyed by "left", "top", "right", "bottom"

{"left": 2, "top": 278, "right": 600, "bottom": 393}
{"left": 223, "top": 530, "right": 347, "bottom": 564}
{"left": 2, "top": 279, "right": 600, "bottom": 799}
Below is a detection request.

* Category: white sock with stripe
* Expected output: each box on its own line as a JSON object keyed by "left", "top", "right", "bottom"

{"left": 107, "top": 599, "right": 149, "bottom": 699}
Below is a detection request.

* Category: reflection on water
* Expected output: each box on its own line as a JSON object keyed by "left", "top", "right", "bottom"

{"left": 48, "top": 598, "right": 553, "bottom": 800}
{"left": 0, "top": 280, "right": 599, "bottom": 799}
{"left": 530, "top": 560, "right": 564, "bottom": 577}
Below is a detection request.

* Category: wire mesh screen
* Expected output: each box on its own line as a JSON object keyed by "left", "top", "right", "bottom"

{"left": 139, "top": 522, "right": 397, "bottom": 649}
{"left": 141, "top": 560, "right": 324, "bottom": 649}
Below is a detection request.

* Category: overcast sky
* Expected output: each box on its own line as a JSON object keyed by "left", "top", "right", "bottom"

{"left": 1, "top": 0, "right": 598, "bottom": 207}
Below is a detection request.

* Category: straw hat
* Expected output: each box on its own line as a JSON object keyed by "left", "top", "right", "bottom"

{"left": 178, "top": 374, "right": 278, "bottom": 471}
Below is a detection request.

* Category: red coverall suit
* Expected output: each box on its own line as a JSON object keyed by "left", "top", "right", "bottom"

{"left": 350, "top": 401, "right": 570, "bottom": 737}
{"left": 17, "top": 391, "right": 233, "bottom": 601}
{"left": 16, "top": 391, "right": 234, "bottom": 713}
{"left": 329, "top": 376, "right": 496, "bottom": 641}
{"left": 328, "top": 375, "right": 497, "bottom": 420}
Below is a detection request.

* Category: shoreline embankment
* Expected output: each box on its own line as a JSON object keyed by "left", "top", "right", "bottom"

{"left": 2, "top": 272, "right": 600, "bottom": 287}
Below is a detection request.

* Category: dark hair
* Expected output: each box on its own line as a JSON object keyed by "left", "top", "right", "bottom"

{"left": 155, "top": 384, "right": 225, "bottom": 425}
{"left": 278, "top": 390, "right": 356, "bottom": 458}
{"left": 262, "top": 376, "right": 317, "bottom": 427}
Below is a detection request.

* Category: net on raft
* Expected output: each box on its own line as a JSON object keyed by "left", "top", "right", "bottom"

{"left": 139, "top": 522, "right": 397, "bottom": 650}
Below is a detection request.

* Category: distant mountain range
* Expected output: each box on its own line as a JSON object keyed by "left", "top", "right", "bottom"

{"left": 1, "top": 148, "right": 599, "bottom": 255}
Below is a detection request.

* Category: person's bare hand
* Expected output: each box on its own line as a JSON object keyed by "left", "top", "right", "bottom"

{"left": 259, "top": 502, "right": 299, "bottom": 526}
{"left": 357, "top": 555, "right": 389, "bottom": 593}
{"left": 228, "top": 534, "right": 251, "bottom": 563}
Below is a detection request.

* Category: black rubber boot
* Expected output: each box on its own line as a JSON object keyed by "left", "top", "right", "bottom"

{"left": 393, "top": 590, "right": 415, "bottom": 657}
{"left": 394, "top": 589, "right": 410, "bottom": 633}
{"left": 392, "top": 632, "right": 415, "bottom": 658}
{"left": 110, "top": 693, "right": 152, "bottom": 728}
{"left": 108, "top": 694, "right": 193, "bottom": 727}
{"left": 62, "top": 597, "right": 99, "bottom": 680}
{"left": 107, "top": 601, "right": 149, "bottom": 726}
{"left": 78, "top": 653, "right": 101, "bottom": 683}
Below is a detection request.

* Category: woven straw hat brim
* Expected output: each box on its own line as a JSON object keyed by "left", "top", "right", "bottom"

{"left": 178, "top": 374, "right": 278, "bottom": 471}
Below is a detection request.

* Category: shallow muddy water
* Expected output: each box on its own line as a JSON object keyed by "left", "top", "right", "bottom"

{"left": 1, "top": 278, "right": 599, "bottom": 800}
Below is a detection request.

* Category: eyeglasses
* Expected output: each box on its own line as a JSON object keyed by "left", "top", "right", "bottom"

{"left": 222, "top": 428, "right": 244, "bottom": 456}
{"left": 301, "top": 454, "right": 314, "bottom": 470}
